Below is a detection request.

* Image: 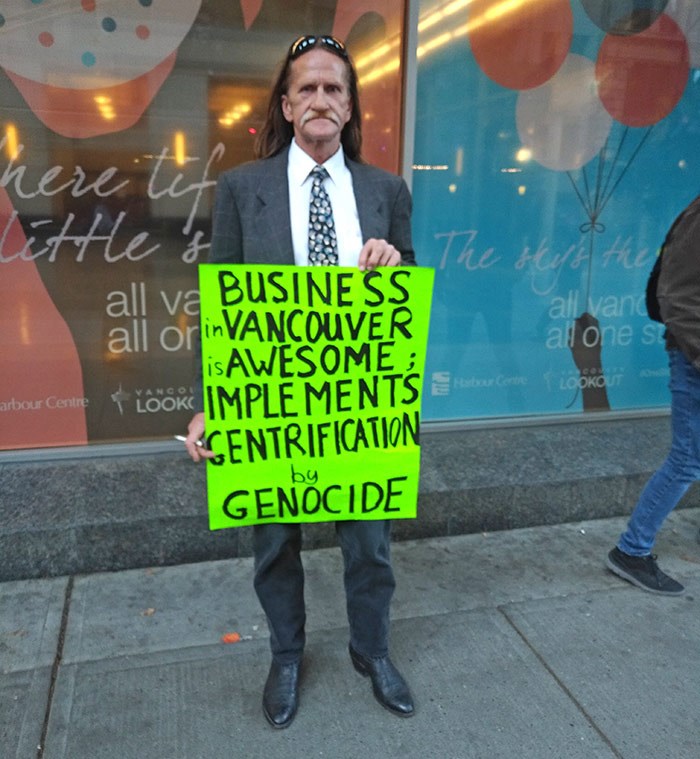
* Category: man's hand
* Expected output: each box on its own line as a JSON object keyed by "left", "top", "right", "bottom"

{"left": 358, "top": 238, "right": 402, "bottom": 270}
{"left": 184, "top": 412, "right": 216, "bottom": 462}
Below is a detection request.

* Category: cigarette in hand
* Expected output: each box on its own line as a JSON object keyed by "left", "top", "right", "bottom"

{"left": 174, "top": 435, "right": 203, "bottom": 447}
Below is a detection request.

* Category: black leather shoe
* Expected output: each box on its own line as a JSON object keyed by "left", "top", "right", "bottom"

{"left": 262, "top": 660, "right": 301, "bottom": 728}
{"left": 349, "top": 645, "right": 414, "bottom": 717}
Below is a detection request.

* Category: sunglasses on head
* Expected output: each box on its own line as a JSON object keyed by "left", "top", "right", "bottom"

{"left": 289, "top": 35, "right": 348, "bottom": 60}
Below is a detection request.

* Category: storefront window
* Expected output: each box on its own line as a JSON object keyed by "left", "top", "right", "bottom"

{"left": 0, "top": 0, "right": 406, "bottom": 450}
{"left": 8, "top": 0, "right": 695, "bottom": 452}
{"left": 414, "top": 0, "right": 700, "bottom": 421}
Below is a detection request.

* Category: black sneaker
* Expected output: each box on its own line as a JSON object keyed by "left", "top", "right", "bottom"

{"left": 606, "top": 547, "right": 684, "bottom": 595}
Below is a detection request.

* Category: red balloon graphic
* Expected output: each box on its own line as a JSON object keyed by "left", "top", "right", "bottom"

{"left": 468, "top": 0, "right": 573, "bottom": 90}
{"left": 596, "top": 14, "right": 689, "bottom": 127}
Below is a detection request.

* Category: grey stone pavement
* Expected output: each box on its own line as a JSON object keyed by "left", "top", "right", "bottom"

{"left": 3, "top": 508, "right": 700, "bottom": 759}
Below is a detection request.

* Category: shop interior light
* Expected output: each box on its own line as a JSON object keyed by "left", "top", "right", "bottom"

{"left": 477, "top": 0, "right": 526, "bottom": 27}
{"left": 356, "top": 0, "right": 470, "bottom": 84}
{"left": 218, "top": 102, "right": 251, "bottom": 128}
{"left": 455, "top": 146, "right": 464, "bottom": 176}
{"left": 5, "top": 123, "right": 19, "bottom": 160}
{"left": 19, "top": 302, "right": 30, "bottom": 346}
{"left": 355, "top": 42, "right": 393, "bottom": 70}
{"left": 359, "top": 56, "right": 401, "bottom": 85}
{"left": 417, "top": 0, "right": 472, "bottom": 59}
{"left": 94, "top": 94, "right": 115, "bottom": 121}
{"left": 350, "top": 0, "right": 528, "bottom": 86}
{"left": 418, "top": 0, "right": 470, "bottom": 33}
{"left": 174, "top": 131, "right": 186, "bottom": 166}
{"left": 353, "top": 0, "right": 473, "bottom": 84}
{"left": 415, "top": 0, "right": 530, "bottom": 60}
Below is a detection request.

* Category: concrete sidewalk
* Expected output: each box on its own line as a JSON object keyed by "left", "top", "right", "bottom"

{"left": 3, "top": 509, "right": 699, "bottom": 759}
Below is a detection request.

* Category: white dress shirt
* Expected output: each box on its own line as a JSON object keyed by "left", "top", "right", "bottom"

{"left": 287, "top": 140, "right": 364, "bottom": 267}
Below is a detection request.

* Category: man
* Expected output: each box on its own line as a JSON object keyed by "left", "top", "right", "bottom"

{"left": 606, "top": 195, "right": 700, "bottom": 596}
{"left": 185, "top": 35, "right": 416, "bottom": 727}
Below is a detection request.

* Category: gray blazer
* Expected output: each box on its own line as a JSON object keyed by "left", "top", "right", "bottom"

{"left": 208, "top": 146, "right": 416, "bottom": 266}
{"left": 194, "top": 146, "right": 416, "bottom": 410}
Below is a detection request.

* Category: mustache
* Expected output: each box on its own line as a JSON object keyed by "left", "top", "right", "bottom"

{"left": 300, "top": 111, "right": 339, "bottom": 126}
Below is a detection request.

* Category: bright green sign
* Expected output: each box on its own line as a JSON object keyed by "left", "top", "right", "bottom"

{"left": 199, "top": 264, "right": 434, "bottom": 529}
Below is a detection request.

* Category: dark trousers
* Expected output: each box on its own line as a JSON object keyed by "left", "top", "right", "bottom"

{"left": 253, "top": 520, "right": 395, "bottom": 664}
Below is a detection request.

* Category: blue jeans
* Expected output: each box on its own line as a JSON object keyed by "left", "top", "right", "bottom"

{"left": 619, "top": 349, "right": 700, "bottom": 556}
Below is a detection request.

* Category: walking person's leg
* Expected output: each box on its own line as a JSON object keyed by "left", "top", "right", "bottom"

{"left": 607, "top": 350, "right": 700, "bottom": 594}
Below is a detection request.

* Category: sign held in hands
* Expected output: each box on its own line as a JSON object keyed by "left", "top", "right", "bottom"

{"left": 199, "top": 264, "right": 434, "bottom": 528}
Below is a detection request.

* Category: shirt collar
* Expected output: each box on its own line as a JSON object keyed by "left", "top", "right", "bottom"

{"left": 288, "top": 140, "right": 345, "bottom": 186}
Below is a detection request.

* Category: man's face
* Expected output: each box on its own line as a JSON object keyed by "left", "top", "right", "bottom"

{"left": 281, "top": 48, "right": 352, "bottom": 156}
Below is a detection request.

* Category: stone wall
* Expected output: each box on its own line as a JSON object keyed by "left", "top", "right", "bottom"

{"left": 2, "top": 415, "right": 696, "bottom": 581}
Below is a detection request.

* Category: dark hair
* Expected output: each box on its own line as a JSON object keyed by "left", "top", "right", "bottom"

{"left": 254, "top": 36, "right": 363, "bottom": 162}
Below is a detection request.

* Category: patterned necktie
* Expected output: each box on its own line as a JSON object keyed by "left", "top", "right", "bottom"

{"left": 308, "top": 165, "right": 339, "bottom": 265}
